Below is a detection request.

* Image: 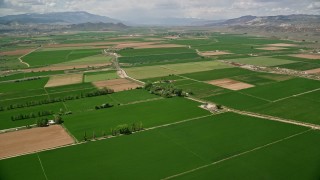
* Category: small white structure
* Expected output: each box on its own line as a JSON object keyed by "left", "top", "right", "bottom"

{"left": 48, "top": 120, "right": 55, "bottom": 125}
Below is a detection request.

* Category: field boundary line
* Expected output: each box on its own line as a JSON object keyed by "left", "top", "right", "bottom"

{"left": 37, "top": 153, "right": 49, "bottom": 180}
{"left": 238, "top": 92, "right": 273, "bottom": 102}
{"left": 273, "top": 87, "right": 320, "bottom": 102}
{"left": 162, "top": 129, "right": 312, "bottom": 180}
{"left": 18, "top": 47, "right": 41, "bottom": 67}
{"left": 146, "top": 114, "right": 213, "bottom": 131}
{"left": 230, "top": 108, "right": 320, "bottom": 130}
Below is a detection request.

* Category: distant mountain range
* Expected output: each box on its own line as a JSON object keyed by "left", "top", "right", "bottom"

{"left": 0, "top": 11, "right": 120, "bottom": 25}
{"left": 205, "top": 14, "right": 320, "bottom": 27}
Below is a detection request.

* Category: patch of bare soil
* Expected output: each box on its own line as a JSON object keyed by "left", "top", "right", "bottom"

{"left": 291, "top": 54, "right": 320, "bottom": 60}
{"left": 93, "top": 78, "right": 141, "bottom": 92}
{"left": 0, "top": 125, "right": 74, "bottom": 159}
{"left": 0, "top": 49, "right": 35, "bottom": 56}
{"left": 45, "top": 73, "right": 83, "bottom": 87}
{"left": 256, "top": 47, "right": 287, "bottom": 51}
{"left": 304, "top": 68, "right": 320, "bottom": 74}
{"left": 267, "top": 43, "right": 298, "bottom": 47}
{"left": 207, "top": 78, "right": 255, "bottom": 90}
{"left": 200, "top": 51, "right": 232, "bottom": 56}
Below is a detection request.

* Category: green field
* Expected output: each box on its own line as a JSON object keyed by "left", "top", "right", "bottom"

{"left": 125, "top": 61, "right": 231, "bottom": 79}
{"left": 118, "top": 47, "right": 194, "bottom": 56}
{"left": 119, "top": 52, "right": 200, "bottom": 64}
{"left": 51, "top": 54, "right": 112, "bottom": 67}
{"left": 181, "top": 68, "right": 255, "bottom": 81}
{"left": 174, "top": 130, "right": 320, "bottom": 180}
{"left": 205, "top": 91, "right": 270, "bottom": 110}
{"left": 226, "top": 56, "right": 296, "bottom": 67}
{"left": 22, "top": 49, "right": 102, "bottom": 67}
{"left": 249, "top": 90, "right": 320, "bottom": 125}
{"left": 63, "top": 97, "right": 210, "bottom": 140}
{"left": 84, "top": 70, "right": 118, "bottom": 82}
{"left": 0, "top": 113, "right": 312, "bottom": 179}
{"left": 0, "top": 78, "right": 48, "bottom": 93}
{"left": 241, "top": 78, "right": 320, "bottom": 101}
{"left": 64, "top": 89, "right": 160, "bottom": 112}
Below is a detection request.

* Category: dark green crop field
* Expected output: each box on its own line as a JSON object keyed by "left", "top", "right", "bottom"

{"left": 0, "top": 113, "right": 312, "bottom": 180}
{"left": 63, "top": 97, "right": 210, "bottom": 141}
{"left": 118, "top": 47, "right": 195, "bottom": 57}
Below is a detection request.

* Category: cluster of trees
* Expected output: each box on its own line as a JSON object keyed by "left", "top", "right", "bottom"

{"left": 11, "top": 110, "right": 53, "bottom": 121}
{"left": 37, "top": 118, "right": 48, "bottom": 127}
{"left": 83, "top": 122, "right": 144, "bottom": 141}
{"left": 14, "top": 77, "right": 41, "bottom": 83}
{"left": 85, "top": 88, "right": 114, "bottom": 97}
{"left": 2, "top": 88, "right": 114, "bottom": 112}
{"left": 95, "top": 103, "right": 113, "bottom": 110}
{"left": 144, "top": 82, "right": 185, "bottom": 98}
{"left": 110, "top": 122, "right": 143, "bottom": 136}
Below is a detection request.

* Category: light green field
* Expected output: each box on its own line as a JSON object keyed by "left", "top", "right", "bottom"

{"left": 84, "top": 70, "right": 118, "bottom": 82}
{"left": 125, "top": 61, "right": 231, "bottom": 79}
{"left": 226, "top": 56, "right": 296, "bottom": 67}
{"left": 51, "top": 54, "right": 112, "bottom": 67}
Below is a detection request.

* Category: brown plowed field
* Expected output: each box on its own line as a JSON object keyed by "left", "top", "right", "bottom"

{"left": 207, "top": 78, "right": 254, "bottom": 90}
{"left": 0, "top": 125, "right": 74, "bottom": 159}
{"left": 267, "top": 43, "right": 297, "bottom": 47}
{"left": 0, "top": 49, "right": 35, "bottom": 56}
{"left": 93, "top": 78, "right": 141, "bottom": 92}
{"left": 256, "top": 47, "right": 287, "bottom": 51}
{"left": 304, "top": 68, "right": 320, "bottom": 74}
{"left": 200, "top": 51, "right": 232, "bottom": 56}
{"left": 291, "top": 54, "right": 320, "bottom": 60}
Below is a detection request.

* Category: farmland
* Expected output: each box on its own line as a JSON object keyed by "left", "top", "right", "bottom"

{"left": 1, "top": 113, "right": 315, "bottom": 180}
{"left": 1, "top": 29, "right": 320, "bottom": 180}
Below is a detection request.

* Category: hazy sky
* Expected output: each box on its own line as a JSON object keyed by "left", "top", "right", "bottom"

{"left": 0, "top": 0, "right": 319, "bottom": 20}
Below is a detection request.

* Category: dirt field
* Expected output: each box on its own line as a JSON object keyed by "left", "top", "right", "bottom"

{"left": 267, "top": 43, "right": 297, "bottom": 47}
{"left": 93, "top": 78, "right": 141, "bottom": 92}
{"left": 45, "top": 73, "right": 83, "bottom": 87}
{"left": 256, "top": 47, "right": 287, "bottom": 51}
{"left": 291, "top": 54, "right": 320, "bottom": 60}
{"left": 0, "top": 49, "right": 35, "bottom": 56}
{"left": 0, "top": 125, "right": 74, "bottom": 159}
{"left": 207, "top": 78, "right": 255, "bottom": 90}
{"left": 304, "top": 68, "right": 320, "bottom": 74}
{"left": 199, "top": 51, "right": 232, "bottom": 56}
{"left": 24, "top": 63, "right": 111, "bottom": 72}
